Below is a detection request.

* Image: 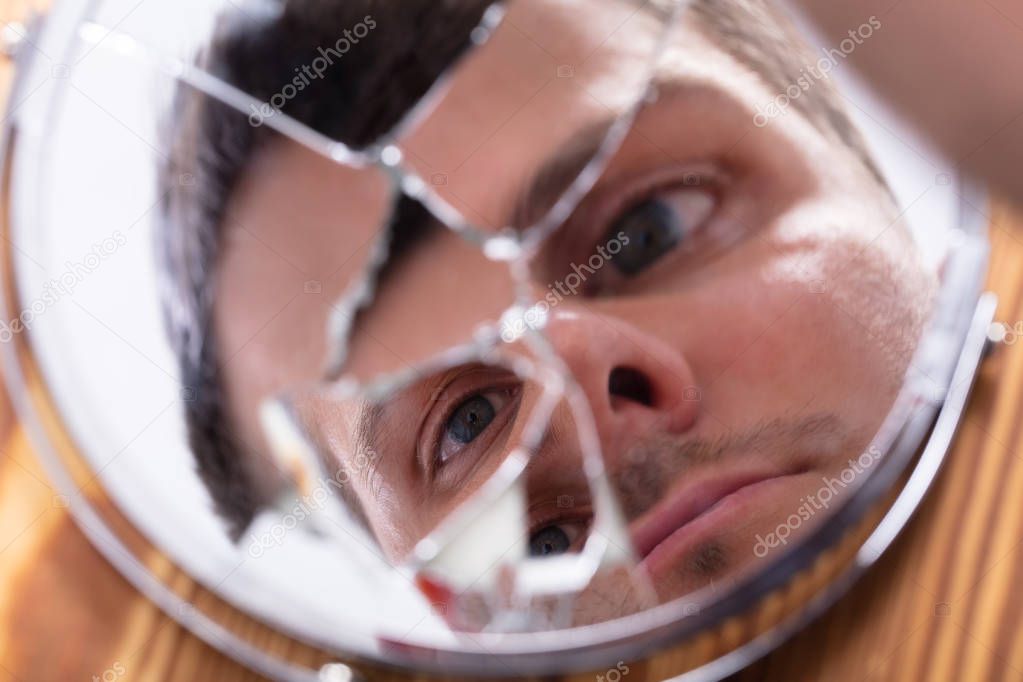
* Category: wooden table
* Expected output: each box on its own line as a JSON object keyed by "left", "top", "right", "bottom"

{"left": 2, "top": 3, "right": 1023, "bottom": 680}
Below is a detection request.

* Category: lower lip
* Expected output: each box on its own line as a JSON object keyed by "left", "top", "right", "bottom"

{"left": 638, "top": 473, "right": 808, "bottom": 578}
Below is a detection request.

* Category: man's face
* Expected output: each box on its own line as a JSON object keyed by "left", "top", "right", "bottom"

{"left": 213, "top": 0, "right": 935, "bottom": 625}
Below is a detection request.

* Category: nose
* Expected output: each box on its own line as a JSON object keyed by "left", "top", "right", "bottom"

{"left": 541, "top": 309, "right": 700, "bottom": 455}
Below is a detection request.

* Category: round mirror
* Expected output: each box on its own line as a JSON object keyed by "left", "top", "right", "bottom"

{"left": 0, "top": 0, "right": 995, "bottom": 679}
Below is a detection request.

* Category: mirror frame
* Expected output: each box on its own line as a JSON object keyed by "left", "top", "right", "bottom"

{"left": 0, "top": 4, "right": 999, "bottom": 680}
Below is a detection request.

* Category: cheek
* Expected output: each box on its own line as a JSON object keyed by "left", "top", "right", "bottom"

{"left": 373, "top": 487, "right": 422, "bottom": 562}
{"left": 655, "top": 227, "right": 931, "bottom": 430}
{"left": 687, "top": 276, "right": 852, "bottom": 405}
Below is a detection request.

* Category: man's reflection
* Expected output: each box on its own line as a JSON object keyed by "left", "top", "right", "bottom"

{"left": 159, "top": 0, "right": 936, "bottom": 623}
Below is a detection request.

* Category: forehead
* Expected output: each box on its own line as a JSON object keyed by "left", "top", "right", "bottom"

{"left": 394, "top": 0, "right": 709, "bottom": 229}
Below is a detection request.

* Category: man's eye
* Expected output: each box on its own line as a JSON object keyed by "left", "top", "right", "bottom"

{"left": 528, "top": 522, "right": 587, "bottom": 558}
{"left": 531, "top": 519, "right": 589, "bottom": 556}
{"left": 606, "top": 187, "right": 716, "bottom": 277}
{"left": 529, "top": 525, "right": 573, "bottom": 557}
{"left": 438, "top": 390, "right": 510, "bottom": 463}
{"left": 446, "top": 394, "right": 496, "bottom": 444}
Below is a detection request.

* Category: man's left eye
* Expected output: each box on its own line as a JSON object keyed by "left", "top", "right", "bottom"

{"left": 528, "top": 521, "right": 586, "bottom": 557}
{"left": 605, "top": 187, "right": 717, "bottom": 277}
{"left": 438, "top": 390, "right": 512, "bottom": 463}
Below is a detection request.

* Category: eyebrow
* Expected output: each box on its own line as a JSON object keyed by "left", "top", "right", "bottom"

{"left": 509, "top": 76, "right": 734, "bottom": 232}
{"left": 510, "top": 119, "right": 616, "bottom": 231}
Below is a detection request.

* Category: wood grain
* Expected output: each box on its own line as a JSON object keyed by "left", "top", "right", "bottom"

{"left": 2, "top": 4, "right": 1023, "bottom": 681}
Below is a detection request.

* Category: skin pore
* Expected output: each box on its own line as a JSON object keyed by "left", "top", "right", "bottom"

{"left": 211, "top": 1, "right": 936, "bottom": 624}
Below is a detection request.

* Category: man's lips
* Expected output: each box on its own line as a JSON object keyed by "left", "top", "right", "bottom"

{"left": 629, "top": 468, "right": 808, "bottom": 564}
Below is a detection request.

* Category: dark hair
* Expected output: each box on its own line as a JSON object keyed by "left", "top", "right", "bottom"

{"left": 159, "top": 0, "right": 884, "bottom": 539}
{"left": 159, "top": 0, "right": 495, "bottom": 538}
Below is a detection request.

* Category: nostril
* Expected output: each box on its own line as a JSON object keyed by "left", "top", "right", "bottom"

{"left": 608, "top": 366, "right": 655, "bottom": 408}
